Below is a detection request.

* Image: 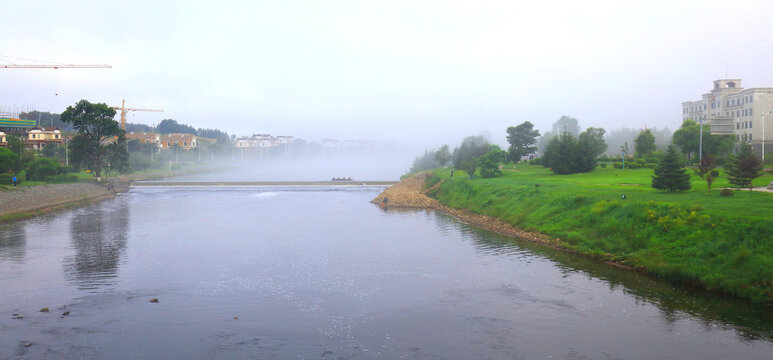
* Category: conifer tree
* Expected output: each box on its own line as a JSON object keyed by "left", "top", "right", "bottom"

{"left": 652, "top": 146, "right": 691, "bottom": 192}
{"left": 725, "top": 142, "right": 763, "bottom": 193}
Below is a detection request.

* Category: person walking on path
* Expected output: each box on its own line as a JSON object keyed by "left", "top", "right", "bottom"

{"left": 12, "top": 175, "right": 17, "bottom": 187}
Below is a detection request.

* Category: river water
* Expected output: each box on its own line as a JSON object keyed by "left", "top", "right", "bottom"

{"left": 2, "top": 185, "right": 773, "bottom": 359}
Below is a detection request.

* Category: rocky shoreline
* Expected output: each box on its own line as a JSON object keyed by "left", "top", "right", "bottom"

{"left": 0, "top": 182, "right": 127, "bottom": 221}
{"left": 371, "top": 173, "right": 562, "bottom": 249}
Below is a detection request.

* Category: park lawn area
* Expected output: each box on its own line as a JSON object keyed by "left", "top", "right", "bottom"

{"left": 428, "top": 164, "right": 773, "bottom": 304}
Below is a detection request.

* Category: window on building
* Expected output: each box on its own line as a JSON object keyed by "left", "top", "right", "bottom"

{"left": 750, "top": 121, "right": 753, "bottom": 128}
{"left": 749, "top": 134, "right": 752, "bottom": 141}
{"left": 737, "top": 123, "right": 740, "bottom": 129}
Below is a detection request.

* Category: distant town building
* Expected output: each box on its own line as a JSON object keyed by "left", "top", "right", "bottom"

{"left": 235, "top": 134, "right": 295, "bottom": 149}
{"left": 682, "top": 79, "right": 773, "bottom": 151}
{"left": 0, "top": 131, "right": 6, "bottom": 147}
{"left": 160, "top": 133, "right": 197, "bottom": 150}
{"left": 0, "top": 116, "right": 36, "bottom": 135}
{"left": 25, "top": 127, "right": 63, "bottom": 150}
{"left": 126, "top": 132, "right": 160, "bottom": 145}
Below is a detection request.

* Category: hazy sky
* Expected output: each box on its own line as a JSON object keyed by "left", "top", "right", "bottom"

{"left": 2, "top": 0, "right": 773, "bottom": 147}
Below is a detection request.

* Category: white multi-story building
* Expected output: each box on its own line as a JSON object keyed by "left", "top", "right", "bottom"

{"left": 682, "top": 79, "right": 773, "bottom": 153}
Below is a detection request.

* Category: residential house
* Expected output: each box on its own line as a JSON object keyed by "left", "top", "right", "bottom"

{"left": 25, "top": 127, "right": 63, "bottom": 150}
{"left": 159, "top": 133, "right": 197, "bottom": 150}
{"left": 0, "top": 131, "right": 6, "bottom": 147}
{"left": 126, "top": 132, "right": 160, "bottom": 145}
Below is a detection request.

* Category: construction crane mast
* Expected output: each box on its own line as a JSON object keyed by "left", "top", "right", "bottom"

{"left": 113, "top": 99, "right": 164, "bottom": 130}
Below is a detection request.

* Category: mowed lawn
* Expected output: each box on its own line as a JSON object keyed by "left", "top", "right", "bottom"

{"left": 440, "top": 163, "right": 773, "bottom": 221}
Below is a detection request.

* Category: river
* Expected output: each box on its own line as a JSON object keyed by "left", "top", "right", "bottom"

{"left": 2, "top": 185, "right": 773, "bottom": 359}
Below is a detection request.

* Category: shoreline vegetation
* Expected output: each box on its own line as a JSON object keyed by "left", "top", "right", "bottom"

{"left": 373, "top": 167, "right": 773, "bottom": 305}
{"left": 0, "top": 163, "right": 225, "bottom": 223}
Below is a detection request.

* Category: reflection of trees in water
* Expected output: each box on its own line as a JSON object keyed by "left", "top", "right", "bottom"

{"left": 64, "top": 203, "right": 129, "bottom": 290}
{"left": 0, "top": 226, "right": 26, "bottom": 263}
{"left": 428, "top": 210, "right": 773, "bottom": 342}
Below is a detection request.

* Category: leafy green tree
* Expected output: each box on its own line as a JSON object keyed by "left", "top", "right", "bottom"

{"left": 506, "top": 121, "right": 540, "bottom": 163}
{"left": 542, "top": 132, "right": 577, "bottom": 174}
{"left": 725, "top": 142, "right": 763, "bottom": 193}
{"left": 634, "top": 129, "right": 656, "bottom": 155}
{"left": 479, "top": 145, "right": 506, "bottom": 178}
{"left": 452, "top": 135, "right": 489, "bottom": 169}
{"left": 692, "top": 155, "right": 719, "bottom": 193}
{"left": 409, "top": 150, "right": 441, "bottom": 173}
{"left": 157, "top": 119, "right": 197, "bottom": 134}
{"left": 652, "top": 146, "right": 691, "bottom": 192}
{"left": 41, "top": 143, "right": 59, "bottom": 158}
{"left": 434, "top": 145, "right": 451, "bottom": 167}
{"left": 672, "top": 120, "right": 735, "bottom": 162}
{"left": 0, "top": 147, "right": 15, "bottom": 173}
{"left": 25, "top": 158, "right": 62, "bottom": 181}
{"left": 61, "top": 99, "right": 127, "bottom": 181}
{"left": 576, "top": 127, "right": 607, "bottom": 172}
{"left": 543, "top": 128, "right": 606, "bottom": 174}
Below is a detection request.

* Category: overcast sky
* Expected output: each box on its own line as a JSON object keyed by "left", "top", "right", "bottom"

{"left": 2, "top": 0, "right": 773, "bottom": 147}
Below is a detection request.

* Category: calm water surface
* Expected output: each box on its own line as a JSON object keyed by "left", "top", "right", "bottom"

{"left": 1, "top": 186, "right": 773, "bottom": 359}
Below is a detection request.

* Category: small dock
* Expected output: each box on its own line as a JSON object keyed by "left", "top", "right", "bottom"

{"left": 130, "top": 181, "right": 399, "bottom": 188}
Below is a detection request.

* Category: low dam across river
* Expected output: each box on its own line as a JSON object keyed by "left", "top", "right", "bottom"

{"left": 130, "top": 180, "right": 399, "bottom": 188}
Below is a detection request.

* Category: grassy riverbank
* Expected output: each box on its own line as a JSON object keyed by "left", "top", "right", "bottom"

{"left": 426, "top": 165, "right": 773, "bottom": 304}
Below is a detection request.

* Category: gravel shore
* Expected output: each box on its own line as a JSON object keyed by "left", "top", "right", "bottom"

{"left": 0, "top": 181, "right": 128, "bottom": 220}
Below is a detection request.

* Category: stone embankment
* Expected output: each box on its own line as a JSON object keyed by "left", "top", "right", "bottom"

{"left": 0, "top": 180, "right": 129, "bottom": 220}
{"left": 371, "top": 173, "right": 560, "bottom": 248}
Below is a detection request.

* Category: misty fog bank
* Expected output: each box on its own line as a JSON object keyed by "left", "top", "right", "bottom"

{"left": 169, "top": 152, "right": 416, "bottom": 182}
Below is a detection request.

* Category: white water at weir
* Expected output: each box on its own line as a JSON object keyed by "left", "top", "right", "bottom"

{"left": 1, "top": 186, "right": 773, "bottom": 359}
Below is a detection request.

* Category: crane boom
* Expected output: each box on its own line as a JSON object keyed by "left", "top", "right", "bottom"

{"left": 1, "top": 64, "right": 112, "bottom": 69}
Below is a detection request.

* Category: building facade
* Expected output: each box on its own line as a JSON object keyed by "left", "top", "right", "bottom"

{"left": 25, "top": 127, "right": 63, "bottom": 150}
{"left": 160, "top": 133, "right": 197, "bottom": 150}
{"left": 682, "top": 79, "right": 773, "bottom": 153}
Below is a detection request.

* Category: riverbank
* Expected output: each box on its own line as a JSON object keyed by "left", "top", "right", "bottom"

{"left": 374, "top": 169, "right": 773, "bottom": 305}
{"left": 0, "top": 163, "right": 227, "bottom": 223}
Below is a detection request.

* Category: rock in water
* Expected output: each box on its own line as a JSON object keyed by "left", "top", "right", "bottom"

{"left": 150, "top": 298, "right": 159, "bottom": 303}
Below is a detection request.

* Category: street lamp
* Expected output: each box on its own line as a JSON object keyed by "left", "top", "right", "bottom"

{"left": 762, "top": 110, "right": 773, "bottom": 163}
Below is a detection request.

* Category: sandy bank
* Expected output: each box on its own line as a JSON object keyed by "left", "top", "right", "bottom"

{"left": 371, "top": 173, "right": 561, "bottom": 248}
{"left": 0, "top": 182, "right": 125, "bottom": 221}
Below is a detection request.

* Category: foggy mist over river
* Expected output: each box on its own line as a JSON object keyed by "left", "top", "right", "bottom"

{"left": 175, "top": 151, "right": 418, "bottom": 182}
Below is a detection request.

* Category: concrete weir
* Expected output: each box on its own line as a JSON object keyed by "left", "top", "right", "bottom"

{"left": 130, "top": 181, "right": 399, "bottom": 188}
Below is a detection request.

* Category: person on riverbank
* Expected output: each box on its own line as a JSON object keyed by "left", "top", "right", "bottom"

{"left": 12, "top": 176, "right": 17, "bottom": 187}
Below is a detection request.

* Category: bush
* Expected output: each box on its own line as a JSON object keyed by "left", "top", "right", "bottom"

{"left": 26, "top": 158, "right": 62, "bottom": 181}
{"left": 627, "top": 162, "right": 641, "bottom": 169}
{"left": 645, "top": 163, "right": 657, "bottom": 169}
{"left": 529, "top": 158, "right": 543, "bottom": 165}
{"left": 613, "top": 162, "right": 623, "bottom": 169}
{"left": 599, "top": 163, "right": 607, "bottom": 168}
{"left": 720, "top": 188, "right": 734, "bottom": 197}
{"left": 45, "top": 174, "right": 78, "bottom": 184}
{"left": 0, "top": 173, "right": 14, "bottom": 185}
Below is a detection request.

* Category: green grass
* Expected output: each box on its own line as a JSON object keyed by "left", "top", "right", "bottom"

{"left": 428, "top": 164, "right": 773, "bottom": 304}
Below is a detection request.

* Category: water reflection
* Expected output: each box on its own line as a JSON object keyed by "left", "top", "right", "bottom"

{"left": 0, "top": 225, "right": 26, "bottom": 263}
{"left": 427, "top": 210, "right": 773, "bottom": 342}
{"left": 63, "top": 202, "right": 129, "bottom": 290}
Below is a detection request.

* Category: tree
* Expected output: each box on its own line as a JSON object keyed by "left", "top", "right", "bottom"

{"left": 157, "top": 119, "right": 197, "bottom": 134}
{"left": 726, "top": 142, "right": 763, "bottom": 193}
{"left": 542, "top": 128, "right": 606, "bottom": 174}
{"left": 652, "top": 146, "right": 691, "bottom": 192}
{"left": 634, "top": 129, "right": 656, "bottom": 155}
{"left": 25, "top": 158, "right": 62, "bottom": 181}
{"left": 672, "top": 120, "right": 734, "bottom": 162}
{"left": 452, "top": 135, "right": 489, "bottom": 169}
{"left": 434, "top": 145, "right": 451, "bottom": 167}
{"left": 479, "top": 145, "right": 506, "bottom": 178}
{"left": 506, "top": 121, "right": 540, "bottom": 163}
{"left": 692, "top": 155, "right": 719, "bottom": 193}
{"left": 60, "top": 99, "right": 127, "bottom": 181}
{"left": 552, "top": 115, "right": 580, "bottom": 137}
{"left": 0, "top": 147, "right": 15, "bottom": 173}
{"left": 409, "top": 150, "right": 441, "bottom": 173}
{"left": 576, "top": 127, "right": 607, "bottom": 172}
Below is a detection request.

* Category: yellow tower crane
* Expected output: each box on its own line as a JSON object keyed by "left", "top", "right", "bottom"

{"left": 113, "top": 99, "right": 164, "bottom": 130}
